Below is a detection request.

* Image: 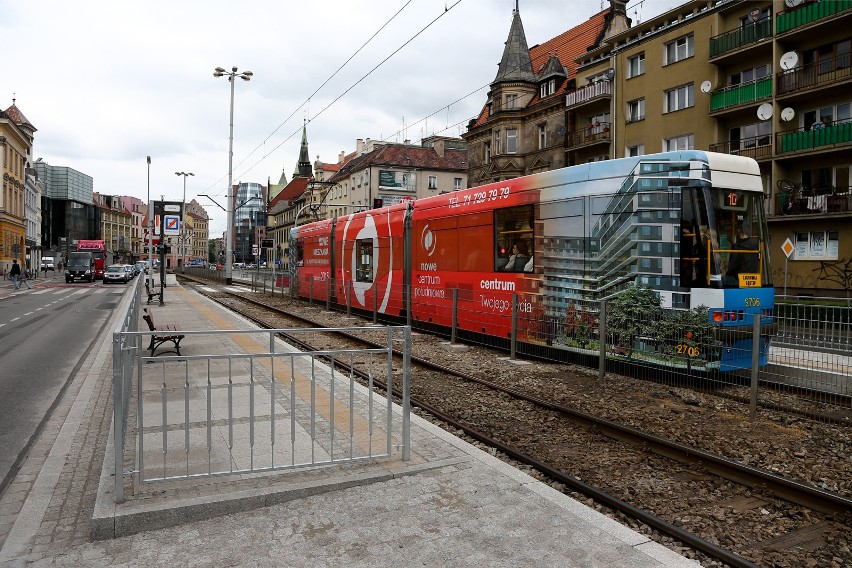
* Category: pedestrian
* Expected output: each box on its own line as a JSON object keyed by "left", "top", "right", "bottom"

{"left": 10, "top": 259, "right": 31, "bottom": 290}
{"left": 2, "top": 266, "right": 6, "bottom": 281}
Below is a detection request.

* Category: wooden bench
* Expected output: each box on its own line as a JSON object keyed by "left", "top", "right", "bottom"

{"left": 142, "top": 307, "right": 184, "bottom": 356}
{"left": 144, "top": 280, "right": 162, "bottom": 305}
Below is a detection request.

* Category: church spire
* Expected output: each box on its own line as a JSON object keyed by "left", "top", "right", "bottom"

{"left": 295, "top": 120, "right": 312, "bottom": 178}
{"left": 493, "top": 2, "right": 536, "bottom": 85}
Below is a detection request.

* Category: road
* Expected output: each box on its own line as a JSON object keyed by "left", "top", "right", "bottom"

{"left": 0, "top": 276, "right": 128, "bottom": 492}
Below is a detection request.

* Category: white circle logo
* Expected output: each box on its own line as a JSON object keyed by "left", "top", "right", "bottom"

{"left": 422, "top": 225, "right": 436, "bottom": 257}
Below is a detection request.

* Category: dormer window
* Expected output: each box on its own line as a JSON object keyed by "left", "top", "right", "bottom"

{"left": 505, "top": 94, "right": 518, "bottom": 109}
{"left": 540, "top": 79, "right": 556, "bottom": 98}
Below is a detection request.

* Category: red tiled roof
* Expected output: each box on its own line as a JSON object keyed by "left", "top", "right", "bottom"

{"left": 471, "top": 8, "right": 609, "bottom": 128}
{"left": 329, "top": 145, "right": 466, "bottom": 183}
{"left": 529, "top": 9, "right": 608, "bottom": 77}
{"left": 268, "top": 177, "right": 311, "bottom": 208}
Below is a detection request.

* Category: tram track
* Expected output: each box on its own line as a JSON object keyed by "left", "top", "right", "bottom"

{"left": 185, "top": 277, "right": 852, "bottom": 567}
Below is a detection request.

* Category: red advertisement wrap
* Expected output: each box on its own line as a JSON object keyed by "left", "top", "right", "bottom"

{"left": 334, "top": 205, "right": 407, "bottom": 316}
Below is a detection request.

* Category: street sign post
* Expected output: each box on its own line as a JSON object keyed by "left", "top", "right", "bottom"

{"left": 782, "top": 238, "right": 795, "bottom": 296}
{"left": 153, "top": 200, "right": 184, "bottom": 305}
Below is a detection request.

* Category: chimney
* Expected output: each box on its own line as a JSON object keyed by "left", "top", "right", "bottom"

{"left": 338, "top": 151, "right": 345, "bottom": 163}
{"left": 434, "top": 139, "right": 445, "bottom": 157}
{"left": 356, "top": 139, "right": 364, "bottom": 154}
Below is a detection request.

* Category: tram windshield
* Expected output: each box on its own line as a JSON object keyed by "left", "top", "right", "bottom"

{"left": 680, "top": 187, "right": 772, "bottom": 289}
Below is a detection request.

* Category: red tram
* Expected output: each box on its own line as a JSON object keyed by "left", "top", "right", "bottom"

{"left": 292, "top": 151, "right": 775, "bottom": 372}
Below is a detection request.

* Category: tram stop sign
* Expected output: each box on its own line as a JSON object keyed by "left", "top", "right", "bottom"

{"left": 781, "top": 238, "right": 795, "bottom": 259}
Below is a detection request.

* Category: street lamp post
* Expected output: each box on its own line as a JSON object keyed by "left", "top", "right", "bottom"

{"left": 146, "top": 156, "right": 154, "bottom": 292}
{"left": 175, "top": 171, "right": 194, "bottom": 272}
{"left": 214, "top": 66, "right": 253, "bottom": 285}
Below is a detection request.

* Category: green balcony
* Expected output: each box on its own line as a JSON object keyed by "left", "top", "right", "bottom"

{"left": 777, "top": 120, "right": 852, "bottom": 153}
{"left": 709, "top": 19, "right": 772, "bottom": 58}
{"left": 776, "top": 0, "right": 852, "bottom": 34}
{"left": 710, "top": 78, "right": 772, "bottom": 112}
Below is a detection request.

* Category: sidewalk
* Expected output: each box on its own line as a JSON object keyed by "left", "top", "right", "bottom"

{"left": 0, "top": 281, "right": 699, "bottom": 566}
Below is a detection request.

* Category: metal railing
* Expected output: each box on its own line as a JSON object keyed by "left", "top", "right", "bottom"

{"left": 567, "top": 122, "right": 611, "bottom": 148}
{"left": 776, "top": 0, "right": 852, "bottom": 34}
{"left": 708, "top": 137, "right": 772, "bottom": 159}
{"left": 111, "top": 275, "right": 144, "bottom": 502}
{"left": 179, "top": 271, "right": 852, "bottom": 425}
{"left": 776, "top": 118, "right": 852, "bottom": 154}
{"left": 709, "top": 19, "right": 772, "bottom": 58}
{"left": 710, "top": 78, "right": 772, "bottom": 112}
{"left": 111, "top": 304, "right": 411, "bottom": 502}
{"left": 565, "top": 81, "right": 611, "bottom": 108}
{"left": 776, "top": 56, "right": 852, "bottom": 96}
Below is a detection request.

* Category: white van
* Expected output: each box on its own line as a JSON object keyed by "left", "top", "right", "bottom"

{"left": 41, "top": 256, "right": 56, "bottom": 271}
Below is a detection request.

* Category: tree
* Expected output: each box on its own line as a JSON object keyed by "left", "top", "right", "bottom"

{"left": 605, "top": 284, "right": 662, "bottom": 358}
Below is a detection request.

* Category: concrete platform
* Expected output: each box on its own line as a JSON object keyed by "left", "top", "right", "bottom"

{"left": 0, "top": 280, "right": 699, "bottom": 566}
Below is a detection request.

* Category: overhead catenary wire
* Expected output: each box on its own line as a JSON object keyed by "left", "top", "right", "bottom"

{"left": 232, "top": 0, "right": 465, "bottom": 181}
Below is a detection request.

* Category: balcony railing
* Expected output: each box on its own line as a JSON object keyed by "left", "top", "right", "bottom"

{"left": 710, "top": 78, "right": 772, "bottom": 112}
{"left": 708, "top": 137, "right": 772, "bottom": 159}
{"left": 776, "top": 0, "right": 852, "bottom": 34}
{"left": 565, "top": 81, "right": 611, "bottom": 108}
{"left": 777, "top": 56, "right": 852, "bottom": 96}
{"left": 567, "top": 123, "right": 611, "bottom": 148}
{"left": 776, "top": 119, "right": 852, "bottom": 154}
{"left": 775, "top": 188, "right": 851, "bottom": 217}
{"left": 709, "top": 19, "right": 772, "bottom": 58}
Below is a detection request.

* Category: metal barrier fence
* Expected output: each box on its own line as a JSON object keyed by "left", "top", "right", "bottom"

{"left": 186, "top": 271, "right": 851, "bottom": 425}
{"left": 111, "top": 306, "right": 411, "bottom": 503}
{"left": 111, "top": 275, "right": 144, "bottom": 502}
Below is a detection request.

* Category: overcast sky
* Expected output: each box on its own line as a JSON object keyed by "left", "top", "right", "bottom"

{"left": 2, "top": 0, "right": 683, "bottom": 237}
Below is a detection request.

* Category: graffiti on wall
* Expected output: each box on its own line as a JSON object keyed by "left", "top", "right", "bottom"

{"left": 813, "top": 258, "right": 852, "bottom": 290}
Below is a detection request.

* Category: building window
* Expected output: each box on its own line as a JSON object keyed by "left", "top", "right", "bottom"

{"left": 505, "top": 94, "right": 518, "bottom": 109}
{"left": 538, "top": 124, "right": 547, "bottom": 149}
{"left": 729, "top": 122, "right": 771, "bottom": 150}
{"left": 664, "top": 34, "right": 694, "bottom": 65}
{"left": 428, "top": 175, "right": 438, "bottom": 190}
{"left": 454, "top": 178, "right": 463, "bottom": 190}
{"left": 485, "top": 142, "right": 491, "bottom": 164}
{"left": 664, "top": 134, "right": 694, "bottom": 151}
{"left": 740, "top": 7, "right": 770, "bottom": 26}
{"left": 540, "top": 79, "right": 555, "bottom": 98}
{"left": 627, "top": 144, "right": 645, "bottom": 157}
{"left": 627, "top": 53, "right": 645, "bottom": 78}
{"left": 506, "top": 129, "right": 518, "bottom": 154}
{"left": 627, "top": 98, "right": 645, "bottom": 122}
{"left": 664, "top": 84, "right": 694, "bottom": 113}
{"left": 795, "top": 231, "right": 838, "bottom": 260}
{"left": 730, "top": 64, "right": 771, "bottom": 86}
{"left": 494, "top": 130, "right": 502, "bottom": 154}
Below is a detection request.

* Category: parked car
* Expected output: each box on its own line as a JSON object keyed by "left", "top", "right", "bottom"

{"left": 103, "top": 264, "right": 131, "bottom": 284}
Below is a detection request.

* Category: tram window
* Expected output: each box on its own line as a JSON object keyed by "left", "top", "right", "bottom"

{"left": 295, "top": 241, "right": 304, "bottom": 265}
{"left": 495, "top": 205, "right": 534, "bottom": 272}
{"left": 355, "top": 239, "right": 373, "bottom": 282}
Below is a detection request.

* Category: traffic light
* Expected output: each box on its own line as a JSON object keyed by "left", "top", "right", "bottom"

{"left": 372, "top": 198, "right": 383, "bottom": 209}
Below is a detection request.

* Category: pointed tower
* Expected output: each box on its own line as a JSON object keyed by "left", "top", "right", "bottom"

{"left": 493, "top": 1, "right": 536, "bottom": 85}
{"left": 295, "top": 121, "right": 312, "bottom": 178}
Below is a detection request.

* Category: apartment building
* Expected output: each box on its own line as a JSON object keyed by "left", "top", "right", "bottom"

{"left": 463, "top": 2, "right": 629, "bottom": 183}
{"left": 566, "top": 0, "right": 851, "bottom": 296}
{"left": 94, "top": 193, "right": 132, "bottom": 262}
{"left": 0, "top": 102, "right": 36, "bottom": 273}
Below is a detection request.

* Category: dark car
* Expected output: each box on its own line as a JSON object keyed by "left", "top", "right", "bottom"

{"left": 66, "top": 252, "right": 95, "bottom": 283}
